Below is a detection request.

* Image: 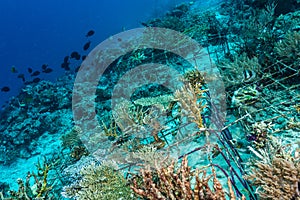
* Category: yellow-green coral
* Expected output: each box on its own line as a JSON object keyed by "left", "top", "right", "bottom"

{"left": 133, "top": 94, "right": 175, "bottom": 109}
{"left": 62, "top": 162, "right": 135, "bottom": 200}
{"left": 174, "top": 83, "right": 207, "bottom": 129}
{"left": 0, "top": 159, "right": 54, "bottom": 200}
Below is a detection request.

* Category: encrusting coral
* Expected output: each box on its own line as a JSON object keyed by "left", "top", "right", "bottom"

{"left": 130, "top": 155, "right": 245, "bottom": 200}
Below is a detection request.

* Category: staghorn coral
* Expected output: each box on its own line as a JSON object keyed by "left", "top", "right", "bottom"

{"left": 174, "top": 83, "right": 207, "bottom": 129}
{"left": 61, "top": 126, "right": 82, "bottom": 149}
{"left": 183, "top": 69, "right": 206, "bottom": 88}
{"left": 102, "top": 118, "right": 119, "bottom": 138}
{"left": 294, "top": 104, "right": 300, "bottom": 114}
{"left": 274, "top": 31, "right": 300, "bottom": 65}
{"left": 274, "top": 10, "right": 300, "bottom": 34}
{"left": 246, "top": 138, "right": 300, "bottom": 199}
{"left": 113, "top": 101, "right": 166, "bottom": 147}
{"left": 0, "top": 159, "right": 55, "bottom": 200}
{"left": 62, "top": 162, "right": 134, "bottom": 200}
{"left": 126, "top": 144, "right": 172, "bottom": 169}
{"left": 130, "top": 155, "right": 245, "bottom": 200}
{"left": 113, "top": 101, "right": 150, "bottom": 134}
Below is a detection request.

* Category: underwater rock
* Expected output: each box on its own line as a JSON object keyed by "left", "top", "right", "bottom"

{"left": 0, "top": 79, "right": 74, "bottom": 164}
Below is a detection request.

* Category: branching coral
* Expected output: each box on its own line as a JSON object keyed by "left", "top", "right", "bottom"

{"left": 130, "top": 155, "right": 245, "bottom": 200}
{"left": 274, "top": 31, "right": 300, "bottom": 65}
{"left": 62, "top": 162, "right": 134, "bottom": 200}
{"left": 246, "top": 138, "right": 300, "bottom": 199}
{"left": 0, "top": 159, "right": 55, "bottom": 200}
{"left": 112, "top": 101, "right": 166, "bottom": 149}
{"left": 113, "top": 101, "right": 151, "bottom": 134}
{"left": 183, "top": 69, "right": 206, "bottom": 88}
{"left": 133, "top": 94, "right": 175, "bottom": 109}
{"left": 61, "top": 126, "right": 82, "bottom": 148}
{"left": 174, "top": 83, "right": 207, "bottom": 129}
{"left": 126, "top": 144, "right": 172, "bottom": 169}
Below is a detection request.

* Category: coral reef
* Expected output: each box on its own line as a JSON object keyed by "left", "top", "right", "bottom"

{"left": 131, "top": 155, "right": 245, "bottom": 200}
{"left": 274, "top": 31, "right": 300, "bottom": 65}
{"left": 220, "top": 54, "right": 260, "bottom": 88}
{"left": 62, "top": 162, "right": 134, "bottom": 200}
{"left": 0, "top": 0, "right": 299, "bottom": 199}
{"left": 174, "top": 83, "right": 207, "bottom": 129}
{"left": 61, "top": 126, "right": 89, "bottom": 161}
{"left": 246, "top": 138, "right": 300, "bottom": 199}
{"left": 0, "top": 78, "right": 73, "bottom": 164}
{"left": 247, "top": 121, "right": 274, "bottom": 148}
{"left": 0, "top": 159, "right": 55, "bottom": 200}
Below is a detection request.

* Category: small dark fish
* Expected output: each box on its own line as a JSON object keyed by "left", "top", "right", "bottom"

{"left": 64, "top": 56, "right": 69, "bottom": 63}
{"left": 28, "top": 68, "right": 33, "bottom": 73}
{"left": 70, "top": 51, "right": 81, "bottom": 60}
{"left": 82, "top": 55, "right": 87, "bottom": 60}
{"left": 42, "top": 68, "right": 53, "bottom": 73}
{"left": 86, "top": 30, "right": 95, "bottom": 37}
{"left": 83, "top": 41, "right": 91, "bottom": 51}
{"left": 31, "top": 71, "right": 40, "bottom": 76}
{"left": 41, "top": 64, "right": 48, "bottom": 70}
{"left": 17, "top": 74, "right": 25, "bottom": 82}
{"left": 61, "top": 62, "right": 70, "bottom": 71}
{"left": 11, "top": 66, "right": 18, "bottom": 73}
{"left": 141, "top": 22, "right": 149, "bottom": 27}
{"left": 1, "top": 86, "right": 10, "bottom": 92}
{"left": 70, "top": 51, "right": 79, "bottom": 58}
{"left": 32, "top": 78, "right": 41, "bottom": 83}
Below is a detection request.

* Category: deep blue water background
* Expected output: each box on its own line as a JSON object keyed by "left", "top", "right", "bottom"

{"left": 0, "top": 0, "right": 187, "bottom": 108}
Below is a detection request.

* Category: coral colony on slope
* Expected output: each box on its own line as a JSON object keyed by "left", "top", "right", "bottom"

{"left": 0, "top": 0, "right": 300, "bottom": 199}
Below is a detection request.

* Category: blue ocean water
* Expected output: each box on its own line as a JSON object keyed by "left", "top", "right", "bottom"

{"left": 0, "top": 0, "right": 186, "bottom": 108}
